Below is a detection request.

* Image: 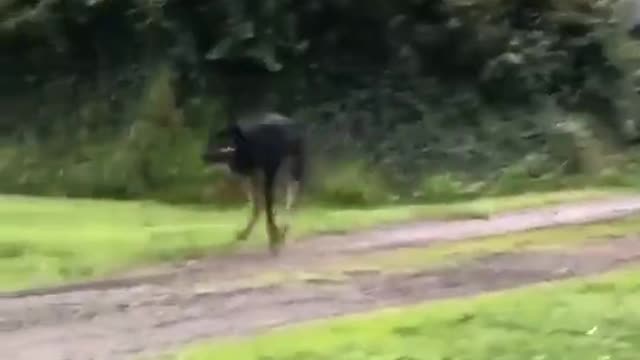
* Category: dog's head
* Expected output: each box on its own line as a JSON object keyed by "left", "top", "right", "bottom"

{"left": 202, "top": 123, "right": 247, "bottom": 164}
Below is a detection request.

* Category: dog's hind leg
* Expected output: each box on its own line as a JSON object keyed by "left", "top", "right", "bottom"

{"left": 235, "top": 175, "right": 262, "bottom": 241}
{"left": 280, "top": 150, "right": 304, "bottom": 239}
{"left": 263, "top": 165, "right": 285, "bottom": 255}
{"left": 279, "top": 178, "right": 300, "bottom": 240}
{"left": 285, "top": 179, "right": 300, "bottom": 211}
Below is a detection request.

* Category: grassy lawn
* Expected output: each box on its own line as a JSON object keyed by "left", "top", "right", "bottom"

{"left": 172, "top": 266, "right": 640, "bottom": 360}
{"left": 0, "top": 188, "right": 631, "bottom": 292}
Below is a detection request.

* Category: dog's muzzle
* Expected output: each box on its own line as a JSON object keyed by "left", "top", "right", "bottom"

{"left": 202, "top": 146, "right": 235, "bottom": 164}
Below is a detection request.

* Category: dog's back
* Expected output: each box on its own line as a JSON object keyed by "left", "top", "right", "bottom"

{"left": 235, "top": 113, "right": 306, "bottom": 182}
{"left": 241, "top": 113, "right": 302, "bottom": 148}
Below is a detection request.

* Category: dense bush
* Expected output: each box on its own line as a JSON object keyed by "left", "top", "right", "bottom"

{"left": 0, "top": 0, "right": 638, "bottom": 205}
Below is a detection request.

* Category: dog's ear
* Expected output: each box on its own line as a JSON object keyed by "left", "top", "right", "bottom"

{"left": 228, "top": 123, "right": 248, "bottom": 145}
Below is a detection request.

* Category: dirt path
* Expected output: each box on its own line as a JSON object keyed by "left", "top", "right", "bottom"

{"left": 3, "top": 196, "right": 640, "bottom": 360}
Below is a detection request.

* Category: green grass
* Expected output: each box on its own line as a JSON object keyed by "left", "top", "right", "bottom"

{"left": 171, "top": 266, "right": 640, "bottom": 360}
{"left": 0, "top": 188, "right": 630, "bottom": 292}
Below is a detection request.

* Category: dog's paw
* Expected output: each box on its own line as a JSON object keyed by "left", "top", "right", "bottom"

{"left": 267, "top": 226, "right": 285, "bottom": 256}
{"left": 269, "top": 241, "right": 283, "bottom": 256}
{"left": 279, "top": 224, "right": 290, "bottom": 240}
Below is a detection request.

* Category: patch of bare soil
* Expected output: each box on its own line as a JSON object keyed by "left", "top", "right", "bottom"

{"left": 2, "top": 197, "right": 640, "bottom": 360}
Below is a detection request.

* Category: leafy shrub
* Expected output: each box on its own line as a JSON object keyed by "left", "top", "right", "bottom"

{"left": 310, "top": 159, "right": 392, "bottom": 207}
{"left": 418, "top": 173, "right": 482, "bottom": 203}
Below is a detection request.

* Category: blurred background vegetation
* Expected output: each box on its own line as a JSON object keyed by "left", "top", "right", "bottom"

{"left": 2, "top": 0, "right": 640, "bottom": 206}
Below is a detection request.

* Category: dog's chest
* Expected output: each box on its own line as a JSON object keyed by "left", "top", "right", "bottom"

{"left": 228, "top": 151, "right": 255, "bottom": 175}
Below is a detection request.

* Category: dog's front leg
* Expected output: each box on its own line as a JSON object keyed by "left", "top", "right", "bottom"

{"left": 235, "top": 175, "right": 262, "bottom": 241}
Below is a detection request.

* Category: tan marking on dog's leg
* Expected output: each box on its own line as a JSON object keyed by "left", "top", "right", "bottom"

{"left": 235, "top": 176, "right": 262, "bottom": 241}
{"left": 262, "top": 171, "right": 285, "bottom": 256}
{"left": 286, "top": 180, "right": 300, "bottom": 211}
{"left": 279, "top": 179, "right": 300, "bottom": 240}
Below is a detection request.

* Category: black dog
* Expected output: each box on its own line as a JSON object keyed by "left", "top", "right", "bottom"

{"left": 202, "top": 113, "right": 306, "bottom": 255}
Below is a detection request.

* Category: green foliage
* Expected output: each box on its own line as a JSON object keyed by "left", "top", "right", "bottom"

{"left": 310, "top": 159, "right": 392, "bottom": 207}
{"left": 0, "top": 65, "right": 225, "bottom": 202}
{"left": 546, "top": 115, "right": 610, "bottom": 176}
{"left": 418, "top": 173, "right": 481, "bottom": 202}
{"left": 0, "top": 0, "right": 638, "bottom": 205}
